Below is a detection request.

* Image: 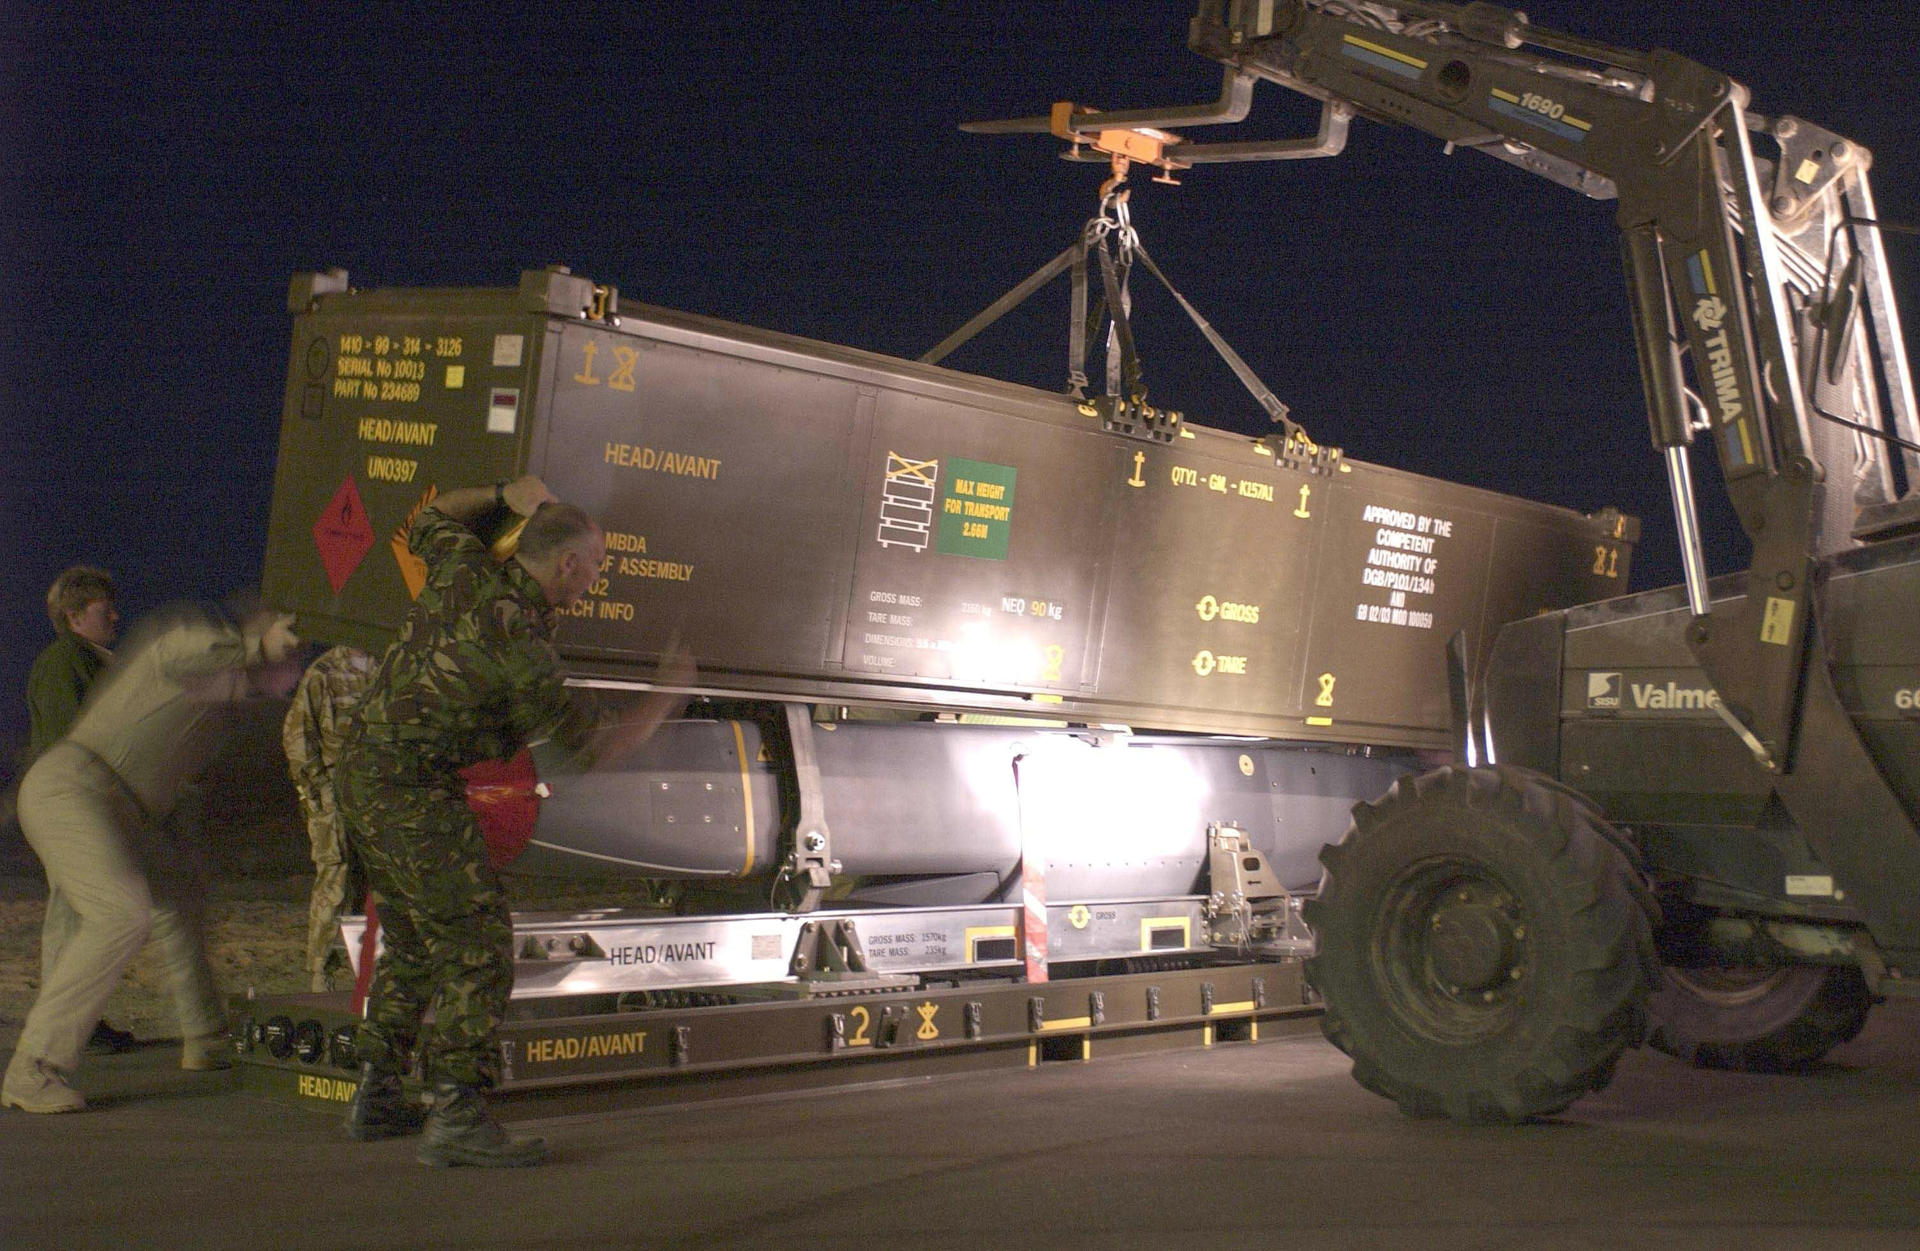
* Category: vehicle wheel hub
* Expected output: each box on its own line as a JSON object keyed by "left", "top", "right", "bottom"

{"left": 1428, "top": 898, "right": 1512, "bottom": 993}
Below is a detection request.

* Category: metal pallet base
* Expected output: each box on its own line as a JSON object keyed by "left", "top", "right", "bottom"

{"left": 338, "top": 894, "right": 1310, "bottom": 1001}
{"left": 233, "top": 960, "right": 1319, "bottom": 1118}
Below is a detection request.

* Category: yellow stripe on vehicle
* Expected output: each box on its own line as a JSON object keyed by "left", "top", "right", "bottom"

{"left": 1343, "top": 34, "right": 1428, "bottom": 69}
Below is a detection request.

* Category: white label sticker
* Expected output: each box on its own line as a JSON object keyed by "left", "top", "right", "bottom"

{"left": 487, "top": 387, "right": 519, "bottom": 435}
{"left": 492, "top": 334, "right": 525, "bottom": 368}
{"left": 1784, "top": 874, "right": 1834, "bottom": 897}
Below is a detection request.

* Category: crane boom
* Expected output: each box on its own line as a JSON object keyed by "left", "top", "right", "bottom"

{"left": 965, "top": 0, "right": 1920, "bottom": 963}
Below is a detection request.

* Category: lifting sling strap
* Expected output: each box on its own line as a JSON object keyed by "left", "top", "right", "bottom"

{"left": 921, "top": 193, "right": 1300, "bottom": 442}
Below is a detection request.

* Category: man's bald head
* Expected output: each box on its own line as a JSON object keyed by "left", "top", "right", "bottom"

{"left": 514, "top": 502, "right": 606, "bottom": 609}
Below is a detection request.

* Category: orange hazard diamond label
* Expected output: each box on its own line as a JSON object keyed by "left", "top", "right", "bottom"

{"left": 313, "top": 477, "right": 376, "bottom": 594}
{"left": 391, "top": 486, "right": 439, "bottom": 599}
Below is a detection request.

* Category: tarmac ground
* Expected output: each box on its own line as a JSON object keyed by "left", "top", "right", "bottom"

{"left": 3, "top": 996, "right": 1917, "bottom": 1249}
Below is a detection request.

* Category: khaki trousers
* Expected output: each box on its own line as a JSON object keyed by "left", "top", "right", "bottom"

{"left": 7, "top": 743, "right": 222, "bottom": 1078}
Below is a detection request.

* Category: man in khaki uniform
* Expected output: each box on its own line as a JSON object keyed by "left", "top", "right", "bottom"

{"left": 2, "top": 604, "right": 301, "bottom": 1113}
{"left": 283, "top": 645, "right": 377, "bottom": 991}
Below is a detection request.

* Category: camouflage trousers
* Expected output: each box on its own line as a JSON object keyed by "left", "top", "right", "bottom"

{"left": 338, "top": 767, "right": 512, "bottom": 1088}
{"left": 293, "top": 779, "right": 364, "bottom": 991}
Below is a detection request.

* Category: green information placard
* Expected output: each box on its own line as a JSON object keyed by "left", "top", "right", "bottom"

{"left": 936, "top": 457, "right": 1018, "bottom": 560}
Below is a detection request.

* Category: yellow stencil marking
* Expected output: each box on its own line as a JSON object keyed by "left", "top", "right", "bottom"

{"left": 884, "top": 452, "right": 937, "bottom": 483}
{"left": 609, "top": 345, "right": 638, "bottom": 392}
{"left": 1761, "top": 596, "right": 1796, "bottom": 646}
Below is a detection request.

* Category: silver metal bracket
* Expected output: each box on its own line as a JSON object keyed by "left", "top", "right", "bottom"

{"left": 1204, "top": 823, "right": 1313, "bottom": 955}
{"left": 788, "top": 919, "right": 917, "bottom": 994}
{"left": 775, "top": 703, "right": 836, "bottom": 912}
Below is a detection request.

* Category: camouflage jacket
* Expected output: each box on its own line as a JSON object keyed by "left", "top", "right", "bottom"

{"left": 341, "top": 507, "right": 593, "bottom": 790}
{"left": 283, "top": 644, "right": 377, "bottom": 793}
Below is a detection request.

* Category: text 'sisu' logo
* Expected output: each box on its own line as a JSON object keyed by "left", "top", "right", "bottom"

{"left": 1586, "top": 672, "right": 1623, "bottom": 710}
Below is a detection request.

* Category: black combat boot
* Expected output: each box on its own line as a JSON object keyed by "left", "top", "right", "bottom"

{"left": 416, "top": 1081, "right": 547, "bottom": 1168}
{"left": 343, "top": 1064, "right": 426, "bottom": 1141}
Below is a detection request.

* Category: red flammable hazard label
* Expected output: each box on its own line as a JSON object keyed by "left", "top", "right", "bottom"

{"left": 313, "top": 476, "right": 376, "bottom": 594}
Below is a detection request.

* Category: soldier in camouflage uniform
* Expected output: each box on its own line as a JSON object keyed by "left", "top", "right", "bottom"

{"left": 338, "top": 474, "right": 603, "bottom": 1168}
{"left": 282, "top": 644, "right": 376, "bottom": 992}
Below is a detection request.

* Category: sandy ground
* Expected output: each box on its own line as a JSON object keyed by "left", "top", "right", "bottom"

{"left": 0, "top": 866, "right": 673, "bottom": 1056}
{"left": 0, "top": 707, "right": 321, "bottom": 1053}
{"left": 0, "top": 873, "right": 312, "bottom": 1055}
{"left": 0, "top": 705, "right": 663, "bottom": 1054}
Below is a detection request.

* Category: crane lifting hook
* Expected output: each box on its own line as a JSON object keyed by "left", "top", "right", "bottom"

{"left": 1050, "top": 102, "right": 1188, "bottom": 189}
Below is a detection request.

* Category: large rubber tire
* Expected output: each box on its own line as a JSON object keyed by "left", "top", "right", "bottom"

{"left": 1648, "top": 963, "right": 1871, "bottom": 1072}
{"left": 1304, "top": 765, "right": 1657, "bottom": 1124}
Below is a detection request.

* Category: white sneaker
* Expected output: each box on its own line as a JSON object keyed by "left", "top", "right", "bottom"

{"left": 1, "top": 1059, "right": 86, "bottom": 1114}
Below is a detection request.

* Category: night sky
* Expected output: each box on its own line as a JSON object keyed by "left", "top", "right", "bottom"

{"left": 5, "top": 1, "right": 1918, "bottom": 754}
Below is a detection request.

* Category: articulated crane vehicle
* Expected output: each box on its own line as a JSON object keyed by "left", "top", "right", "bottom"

{"left": 967, "top": 0, "right": 1920, "bottom": 1122}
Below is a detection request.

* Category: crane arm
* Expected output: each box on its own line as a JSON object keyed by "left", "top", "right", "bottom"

{"left": 974, "top": 0, "right": 1920, "bottom": 772}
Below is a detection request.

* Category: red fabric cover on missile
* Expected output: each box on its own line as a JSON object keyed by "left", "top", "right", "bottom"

{"left": 349, "top": 898, "right": 379, "bottom": 1017}
{"left": 460, "top": 748, "right": 540, "bottom": 869}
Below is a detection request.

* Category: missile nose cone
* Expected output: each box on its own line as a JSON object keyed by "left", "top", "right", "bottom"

{"left": 461, "top": 748, "right": 542, "bottom": 869}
